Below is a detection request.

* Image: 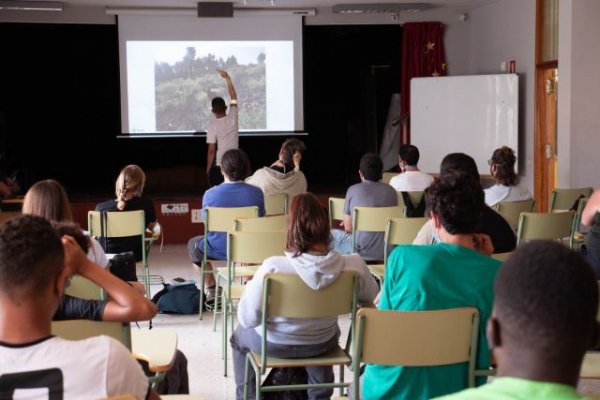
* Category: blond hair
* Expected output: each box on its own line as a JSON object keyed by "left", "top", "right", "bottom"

{"left": 22, "top": 179, "right": 73, "bottom": 222}
{"left": 115, "top": 165, "right": 146, "bottom": 210}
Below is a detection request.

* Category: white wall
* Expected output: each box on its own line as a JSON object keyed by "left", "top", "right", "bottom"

{"left": 558, "top": 0, "right": 600, "bottom": 188}
{"left": 467, "top": 0, "right": 536, "bottom": 189}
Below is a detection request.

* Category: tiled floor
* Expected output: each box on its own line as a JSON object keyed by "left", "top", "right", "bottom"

{"left": 141, "top": 244, "right": 600, "bottom": 399}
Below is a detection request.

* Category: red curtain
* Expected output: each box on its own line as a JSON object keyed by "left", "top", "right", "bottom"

{"left": 400, "top": 22, "right": 447, "bottom": 127}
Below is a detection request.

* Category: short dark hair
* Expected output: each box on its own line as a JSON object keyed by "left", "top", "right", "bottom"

{"left": 287, "top": 193, "right": 330, "bottom": 257}
{"left": 211, "top": 97, "right": 227, "bottom": 113}
{"left": 399, "top": 145, "right": 420, "bottom": 166}
{"left": 491, "top": 146, "right": 518, "bottom": 186}
{"left": 425, "top": 173, "right": 484, "bottom": 234}
{"left": 0, "top": 215, "right": 64, "bottom": 301}
{"left": 221, "top": 148, "right": 250, "bottom": 182}
{"left": 440, "top": 153, "right": 480, "bottom": 181}
{"left": 52, "top": 221, "right": 90, "bottom": 253}
{"left": 496, "top": 241, "right": 598, "bottom": 359}
{"left": 359, "top": 153, "right": 383, "bottom": 182}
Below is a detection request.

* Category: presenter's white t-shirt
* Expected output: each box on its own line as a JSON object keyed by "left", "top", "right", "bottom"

{"left": 206, "top": 105, "right": 239, "bottom": 166}
{"left": 0, "top": 335, "right": 149, "bottom": 399}
{"left": 389, "top": 170, "right": 434, "bottom": 192}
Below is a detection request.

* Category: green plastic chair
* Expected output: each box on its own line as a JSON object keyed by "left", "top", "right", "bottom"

{"left": 351, "top": 307, "right": 480, "bottom": 400}
{"left": 264, "top": 193, "right": 288, "bottom": 216}
{"left": 516, "top": 211, "right": 576, "bottom": 248}
{"left": 351, "top": 206, "right": 405, "bottom": 259}
{"left": 494, "top": 199, "right": 536, "bottom": 230}
{"left": 549, "top": 187, "right": 593, "bottom": 212}
{"left": 328, "top": 197, "right": 345, "bottom": 226}
{"left": 244, "top": 271, "right": 359, "bottom": 399}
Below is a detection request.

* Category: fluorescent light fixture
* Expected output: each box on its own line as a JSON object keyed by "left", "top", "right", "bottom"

{"left": 332, "top": 3, "right": 430, "bottom": 14}
{"left": 0, "top": 1, "right": 63, "bottom": 11}
{"left": 106, "top": 6, "right": 315, "bottom": 16}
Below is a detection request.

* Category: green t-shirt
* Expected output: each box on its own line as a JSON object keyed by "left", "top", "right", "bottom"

{"left": 432, "top": 377, "right": 588, "bottom": 399}
{"left": 362, "top": 243, "right": 502, "bottom": 400}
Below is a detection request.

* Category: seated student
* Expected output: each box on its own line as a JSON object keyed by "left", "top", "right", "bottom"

{"left": 231, "top": 193, "right": 378, "bottom": 400}
{"left": 331, "top": 153, "right": 398, "bottom": 261}
{"left": 361, "top": 174, "right": 502, "bottom": 400}
{"left": 0, "top": 215, "right": 158, "bottom": 399}
{"left": 388, "top": 144, "right": 434, "bottom": 192}
{"left": 95, "top": 164, "right": 157, "bottom": 262}
{"left": 246, "top": 138, "right": 307, "bottom": 200}
{"left": 484, "top": 146, "right": 532, "bottom": 207}
{"left": 53, "top": 222, "right": 189, "bottom": 395}
{"left": 188, "top": 148, "right": 265, "bottom": 304}
{"left": 413, "top": 153, "right": 517, "bottom": 254}
{"left": 434, "top": 240, "right": 598, "bottom": 400}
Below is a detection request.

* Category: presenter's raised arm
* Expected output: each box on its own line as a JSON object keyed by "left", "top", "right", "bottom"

{"left": 218, "top": 69, "right": 237, "bottom": 102}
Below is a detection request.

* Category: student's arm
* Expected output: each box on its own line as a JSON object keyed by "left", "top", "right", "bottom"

{"left": 582, "top": 189, "right": 600, "bottom": 226}
{"left": 343, "top": 214, "right": 352, "bottom": 233}
{"left": 206, "top": 143, "right": 216, "bottom": 176}
{"left": 62, "top": 235, "right": 158, "bottom": 321}
{"left": 218, "top": 69, "right": 237, "bottom": 102}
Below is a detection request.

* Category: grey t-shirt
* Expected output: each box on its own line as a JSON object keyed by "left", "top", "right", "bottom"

{"left": 344, "top": 180, "right": 398, "bottom": 260}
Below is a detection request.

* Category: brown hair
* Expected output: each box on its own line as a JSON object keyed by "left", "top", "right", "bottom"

{"left": 22, "top": 179, "right": 73, "bottom": 222}
{"left": 286, "top": 193, "right": 330, "bottom": 257}
{"left": 280, "top": 139, "right": 306, "bottom": 172}
{"left": 52, "top": 221, "right": 91, "bottom": 253}
{"left": 115, "top": 165, "right": 146, "bottom": 210}
{"left": 491, "top": 146, "right": 518, "bottom": 186}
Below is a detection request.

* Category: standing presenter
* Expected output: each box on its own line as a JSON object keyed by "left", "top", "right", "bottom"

{"left": 205, "top": 69, "right": 238, "bottom": 187}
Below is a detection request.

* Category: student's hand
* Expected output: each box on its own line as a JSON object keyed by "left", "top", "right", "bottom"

{"left": 217, "top": 69, "right": 229, "bottom": 78}
{"left": 473, "top": 233, "right": 494, "bottom": 256}
{"left": 61, "top": 235, "right": 92, "bottom": 277}
{"left": 373, "top": 290, "right": 381, "bottom": 307}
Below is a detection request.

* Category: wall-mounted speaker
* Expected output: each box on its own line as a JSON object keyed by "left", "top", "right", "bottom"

{"left": 197, "top": 2, "right": 234, "bottom": 18}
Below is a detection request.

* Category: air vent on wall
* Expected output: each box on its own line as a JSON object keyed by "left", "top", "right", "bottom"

{"left": 332, "top": 3, "right": 430, "bottom": 14}
{"left": 0, "top": 1, "right": 63, "bottom": 11}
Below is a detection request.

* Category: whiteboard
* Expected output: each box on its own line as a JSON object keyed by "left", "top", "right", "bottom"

{"left": 411, "top": 74, "right": 518, "bottom": 175}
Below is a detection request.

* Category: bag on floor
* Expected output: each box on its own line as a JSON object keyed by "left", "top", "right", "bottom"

{"left": 262, "top": 367, "right": 308, "bottom": 400}
{"left": 152, "top": 282, "right": 201, "bottom": 315}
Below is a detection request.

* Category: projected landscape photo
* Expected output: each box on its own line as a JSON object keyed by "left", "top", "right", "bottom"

{"left": 155, "top": 46, "right": 266, "bottom": 132}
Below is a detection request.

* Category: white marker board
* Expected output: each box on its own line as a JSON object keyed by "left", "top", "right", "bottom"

{"left": 411, "top": 74, "right": 518, "bottom": 175}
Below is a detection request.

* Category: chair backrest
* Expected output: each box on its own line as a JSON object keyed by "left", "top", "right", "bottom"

{"left": 382, "top": 172, "right": 396, "bottom": 185}
{"left": 575, "top": 197, "right": 589, "bottom": 234}
{"left": 491, "top": 252, "right": 513, "bottom": 262}
{"left": 264, "top": 193, "right": 288, "bottom": 216}
{"left": 354, "top": 307, "right": 478, "bottom": 367}
{"left": 396, "top": 191, "right": 425, "bottom": 208}
{"left": 328, "top": 197, "right": 345, "bottom": 225}
{"left": 227, "top": 230, "right": 287, "bottom": 265}
{"left": 494, "top": 199, "right": 536, "bottom": 230}
{"left": 65, "top": 275, "right": 104, "bottom": 300}
{"left": 51, "top": 320, "right": 132, "bottom": 349}
{"left": 516, "top": 211, "right": 575, "bottom": 247}
{"left": 352, "top": 206, "right": 405, "bottom": 252}
{"left": 204, "top": 206, "right": 259, "bottom": 233}
{"left": 233, "top": 214, "right": 287, "bottom": 232}
{"left": 383, "top": 216, "right": 429, "bottom": 265}
{"left": 549, "top": 187, "right": 593, "bottom": 212}
{"left": 88, "top": 210, "right": 145, "bottom": 238}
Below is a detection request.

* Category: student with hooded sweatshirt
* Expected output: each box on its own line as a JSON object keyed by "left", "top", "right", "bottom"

{"left": 230, "top": 193, "right": 378, "bottom": 400}
{"left": 246, "top": 138, "right": 307, "bottom": 200}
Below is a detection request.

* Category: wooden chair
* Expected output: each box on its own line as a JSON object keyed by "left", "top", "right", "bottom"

{"left": 516, "top": 211, "right": 576, "bottom": 248}
{"left": 244, "top": 271, "right": 359, "bottom": 400}
{"left": 368, "top": 216, "right": 429, "bottom": 282}
{"left": 233, "top": 214, "right": 287, "bottom": 232}
{"left": 264, "top": 193, "right": 288, "bottom": 215}
{"left": 197, "top": 206, "right": 259, "bottom": 319}
{"left": 51, "top": 320, "right": 178, "bottom": 387}
{"left": 351, "top": 307, "right": 480, "bottom": 399}
{"left": 351, "top": 206, "right": 405, "bottom": 259}
{"left": 216, "top": 230, "right": 287, "bottom": 376}
{"left": 88, "top": 210, "right": 152, "bottom": 298}
{"left": 382, "top": 172, "right": 396, "bottom": 185}
{"left": 494, "top": 199, "right": 536, "bottom": 230}
{"left": 328, "top": 197, "right": 345, "bottom": 227}
{"left": 549, "top": 187, "right": 593, "bottom": 212}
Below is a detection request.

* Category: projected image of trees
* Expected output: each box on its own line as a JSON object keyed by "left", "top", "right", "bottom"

{"left": 155, "top": 46, "right": 266, "bottom": 132}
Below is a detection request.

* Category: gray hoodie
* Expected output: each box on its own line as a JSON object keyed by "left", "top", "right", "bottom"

{"left": 237, "top": 251, "right": 378, "bottom": 345}
{"left": 245, "top": 167, "right": 307, "bottom": 199}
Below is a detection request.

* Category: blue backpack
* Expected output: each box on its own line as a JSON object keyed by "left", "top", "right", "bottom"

{"left": 152, "top": 281, "right": 201, "bottom": 314}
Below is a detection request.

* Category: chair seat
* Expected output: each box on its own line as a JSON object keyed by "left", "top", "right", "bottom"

{"left": 131, "top": 328, "right": 178, "bottom": 373}
{"left": 367, "top": 264, "right": 385, "bottom": 279}
{"left": 250, "top": 346, "right": 350, "bottom": 369}
{"left": 216, "top": 265, "right": 259, "bottom": 281}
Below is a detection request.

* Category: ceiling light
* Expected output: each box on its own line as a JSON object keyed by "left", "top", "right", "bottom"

{"left": 332, "top": 3, "right": 430, "bottom": 14}
{"left": 0, "top": 1, "right": 63, "bottom": 11}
